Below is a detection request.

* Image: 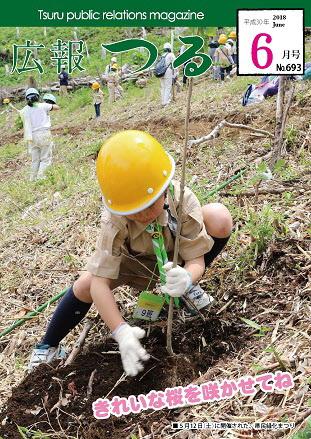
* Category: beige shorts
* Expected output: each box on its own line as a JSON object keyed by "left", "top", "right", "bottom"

{"left": 109, "top": 253, "right": 161, "bottom": 291}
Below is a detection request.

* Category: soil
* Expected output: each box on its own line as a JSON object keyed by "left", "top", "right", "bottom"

{"left": 0, "top": 310, "right": 246, "bottom": 439}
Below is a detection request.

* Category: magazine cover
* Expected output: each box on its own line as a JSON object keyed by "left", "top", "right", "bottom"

{"left": 0, "top": 1, "right": 310, "bottom": 438}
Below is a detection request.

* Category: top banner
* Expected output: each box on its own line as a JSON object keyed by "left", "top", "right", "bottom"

{"left": 0, "top": 0, "right": 310, "bottom": 26}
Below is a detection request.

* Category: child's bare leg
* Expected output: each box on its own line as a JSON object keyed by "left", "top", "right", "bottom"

{"left": 202, "top": 203, "right": 232, "bottom": 266}
{"left": 73, "top": 271, "right": 93, "bottom": 303}
{"left": 202, "top": 203, "right": 232, "bottom": 238}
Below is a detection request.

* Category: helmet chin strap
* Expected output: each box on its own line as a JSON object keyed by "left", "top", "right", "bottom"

{"left": 163, "top": 190, "right": 169, "bottom": 210}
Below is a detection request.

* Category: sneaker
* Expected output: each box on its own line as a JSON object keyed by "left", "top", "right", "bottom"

{"left": 183, "top": 285, "right": 215, "bottom": 315}
{"left": 28, "top": 343, "right": 67, "bottom": 371}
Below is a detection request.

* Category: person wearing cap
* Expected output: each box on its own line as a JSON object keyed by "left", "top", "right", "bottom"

{"left": 104, "top": 58, "right": 122, "bottom": 104}
{"left": 104, "top": 56, "right": 118, "bottom": 76}
{"left": 160, "top": 42, "right": 176, "bottom": 106}
{"left": 42, "top": 93, "right": 57, "bottom": 105}
{"left": 28, "top": 131, "right": 232, "bottom": 376}
{"left": 214, "top": 35, "right": 234, "bottom": 81}
{"left": 91, "top": 82, "right": 104, "bottom": 117}
{"left": 208, "top": 36, "right": 220, "bottom": 80}
{"left": 20, "top": 88, "right": 60, "bottom": 181}
{"left": 58, "top": 66, "right": 69, "bottom": 96}
{"left": 228, "top": 31, "right": 237, "bottom": 64}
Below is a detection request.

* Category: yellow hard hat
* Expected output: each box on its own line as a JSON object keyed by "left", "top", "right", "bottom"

{"left": 91, "top": 82, "right": 100, "bottom": 90}
{"left": 229, "top": 31, "right": 237, "bottom": 39}
{"left": 96, "top": 130, "right": 175, "bottom": 215}
{"left": 3, "top": 98, "right": 10, "bottom": 104}
{"left": 218, "top": 34, "right": 227, "bottom": 44}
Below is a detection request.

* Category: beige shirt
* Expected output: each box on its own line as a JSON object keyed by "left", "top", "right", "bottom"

{"left": 93, "top": 89, "right": 104, "bottom": 104}
{"left": 86, "top": 180, "right": 214, "bottom": 280}
{"left": 214, "top": 45, "right": 233, "bottom": 67}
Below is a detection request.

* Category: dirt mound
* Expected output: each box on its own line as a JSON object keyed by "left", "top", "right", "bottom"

{"left": 0, "top": 311, "right": 245, "bottom": 438}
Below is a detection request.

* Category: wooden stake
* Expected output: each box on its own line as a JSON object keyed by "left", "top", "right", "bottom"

{"left": 270, "top": 76, "right": 286, "bottom": 168}
{"left": 166, "top": 78, "right": 194, "bottom": 355}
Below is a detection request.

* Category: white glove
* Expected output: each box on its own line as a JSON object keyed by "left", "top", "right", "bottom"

{"left": 113, "top": 323, "right": 150, "bottom": 377}
{"left": 161, "top": 262, "right": 192, "bottom": 297}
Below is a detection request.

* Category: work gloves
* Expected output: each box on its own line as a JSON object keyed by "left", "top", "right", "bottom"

{"left": 161, "top": 262, "right": 192, "bottom": 297}
{"left": 113, "top": 323, "right": 150, "bottom": 377}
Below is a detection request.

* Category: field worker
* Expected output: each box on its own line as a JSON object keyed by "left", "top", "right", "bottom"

{"left": 208, "top": 36, "right": 219, "bottom": 62}
{"left": 104, "top": 56, "right": 118, "bottom": 76}
{"left": 20, "top": 88, "right": 60, "bottom": 181}
{"left": 29, "top": 131, "right": 232, "bottom": 376}
{"left": 42, "top": 93, "right": 57, "bottom": 105}
{"left": 214, "top": 35, "right": 234, "bottom": 81}
{"left": 104, "top": 62, "right": 122, "bottom": 104}
{"left": 91, "top": 82, "right": 104, "bottom": 117}
{"left": 208, "top": 36, "right": 220, "bottom": 80}
{"left": 58, "top": 66, "right": 69, "bottom": 96}
{"left": 226, "top": 39, "right": 234, "bottom": 57}
{"left": 160, "top": 43, "right": 176, "bottom": 106}
{"left": 228, "top": 31, "right": 237, "bottom": 64}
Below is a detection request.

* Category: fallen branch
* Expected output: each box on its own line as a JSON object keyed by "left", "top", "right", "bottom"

{"left": 103, "top": 372, "right": 126, "bottom": 399}
{"left": 188, "top": 120, "right": 273, "bottom": 148}
{"left": 64, "top": 318, "right": 94, "bottom": 366}
{"left": 86, "top": 369, "right": 97, "bottom": 398}
{"left": 274, "top": 409, "right": 311, "bottom": 437}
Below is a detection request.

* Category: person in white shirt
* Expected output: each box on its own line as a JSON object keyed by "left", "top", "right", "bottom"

{"left": 160, "top": 43, "right": 176, "bottom": 106}
{"left": 226, "top": 39, "right": 235, "bottom": 57}
{"left": 20, "top": 88, "right": 60, "bottom": 181}
{"left": 103, "top": 57, "right": 123, "bottom": 103}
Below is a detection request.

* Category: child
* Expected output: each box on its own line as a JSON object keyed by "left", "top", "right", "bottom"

{"left": 42, "top": 93, "right": 57, "bottom": 105}
{"left": 29, "top": 130, "right": 232, "bottom": 376}
{"left": 91, "top": 82, "right": 104, "bottom": 118}
{"left": 20, "top": 88, "right": 60, "bottom": 181}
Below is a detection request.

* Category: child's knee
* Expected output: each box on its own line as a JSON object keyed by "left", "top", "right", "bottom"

{"left": 202, "top": 203, "right": 233, "bottom": 238}
{"left": 73, "top": 272, "right": 93, "bottom": 303}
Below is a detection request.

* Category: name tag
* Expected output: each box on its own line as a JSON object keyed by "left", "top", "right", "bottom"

{"left": 133, "top": 291, "right": 165, "bottom": 321}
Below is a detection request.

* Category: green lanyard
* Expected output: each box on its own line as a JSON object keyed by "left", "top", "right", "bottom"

{"left": 146, "top": 222, "right": 168, "bottom": 283}
{"left": 146, "top": 221, "right": 179, "bottom": 306}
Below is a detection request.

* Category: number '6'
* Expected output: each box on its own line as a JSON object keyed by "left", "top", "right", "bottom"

{"left": 251, "top": 33, "right": 273, "bottom": 69}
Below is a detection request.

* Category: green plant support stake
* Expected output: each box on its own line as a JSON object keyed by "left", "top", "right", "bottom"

{"left": 0, "top": 288, "right": 68, "bottom": 339}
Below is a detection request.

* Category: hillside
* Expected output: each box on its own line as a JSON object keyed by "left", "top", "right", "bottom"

{"left": 0, "top": 29, "right": 310, "bottom": 439}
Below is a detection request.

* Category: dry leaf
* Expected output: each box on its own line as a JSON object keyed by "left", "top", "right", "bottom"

{"left": 25, "top": 406, "right": 42, "bottom": 416}
{"left": 13, "top": 307, "right": 33, "bottom": 319}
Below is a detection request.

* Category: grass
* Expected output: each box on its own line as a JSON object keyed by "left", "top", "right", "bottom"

{"left": 17, "top": 426, "right": 50, "bottom": 439}
{"left": 0, "top": 26, "right": 194, "bottom": 89}
{"left": 0, "top": 142, "right": 23, "bottom": 161}
{"left": 292, "top": 418, "right": 311, "bottom": 439}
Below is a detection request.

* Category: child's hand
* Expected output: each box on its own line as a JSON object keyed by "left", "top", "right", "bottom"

{"left": 113, "top": 323, "right": 150, "bottom": 376}
{"left": 161, "top": 262, "right": 192, "bottom": 297}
